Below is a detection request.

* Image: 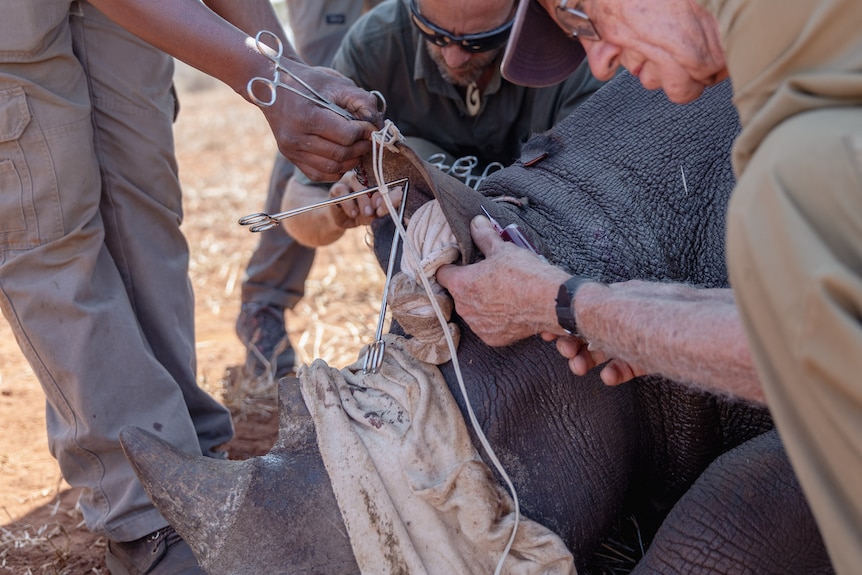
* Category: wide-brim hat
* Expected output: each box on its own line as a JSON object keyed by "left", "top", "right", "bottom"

{"left": 501, "top": 0, "right": 587, "bottom": 88}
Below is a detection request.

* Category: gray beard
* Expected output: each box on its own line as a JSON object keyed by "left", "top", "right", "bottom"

{"left": 426, "top": 43, "right": 502, "bottom": 87}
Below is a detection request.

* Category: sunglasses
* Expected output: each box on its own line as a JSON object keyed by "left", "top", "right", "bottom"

{"left": 409, "top": 0, "right": 514, "bottom": 53}
{"left": 555, "top": 0, "right": 601, "bottom": 41}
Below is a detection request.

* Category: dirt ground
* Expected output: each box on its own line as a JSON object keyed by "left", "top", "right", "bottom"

{"left": 0, "top": 63, "right": 385, "bottom": 574}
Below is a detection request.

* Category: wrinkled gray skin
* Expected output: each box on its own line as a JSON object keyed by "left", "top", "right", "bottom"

{"left": 119, "top": 72, "right": 833, "bottom": 574}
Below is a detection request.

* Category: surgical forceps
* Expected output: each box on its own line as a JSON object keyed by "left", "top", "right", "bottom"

{"left": 238, "top": 177, "right": 409, "bottom": 232}
{"left": 363, "top": 180, "right": 409, "bottom": 375}
{"left": 246, "top": 30, "right": 356, "bottom": 119}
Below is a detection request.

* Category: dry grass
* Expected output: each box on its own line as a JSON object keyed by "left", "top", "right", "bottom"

{"left": 221, "top": 235, "right": 388, "bottom": 419}
{"left": 291, "top": 247, "right": 386, "bottom": 368}
{"left": 1, "top": 487, "right": 107, "bottom": 575}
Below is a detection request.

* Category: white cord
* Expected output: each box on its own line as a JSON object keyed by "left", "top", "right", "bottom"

{"left": 370, "top": 122, "right": 520, "bottom": 575}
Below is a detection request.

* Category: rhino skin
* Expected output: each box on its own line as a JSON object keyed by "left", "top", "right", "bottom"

{"left": 119, "top": 72, "right": 834, "bottom": 574}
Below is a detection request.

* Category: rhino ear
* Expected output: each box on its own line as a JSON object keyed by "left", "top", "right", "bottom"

{"left": 118, "top": 426, "right": 252, "bottom": 563}
{"left": 357, "top": 139, "right": 546, "bottom": 265}
{"left": 357, "top": 141, "right": 485, "bottom": 264}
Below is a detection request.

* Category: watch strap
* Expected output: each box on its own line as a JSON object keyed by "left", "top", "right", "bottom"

{"left": 555, "top": 275, "right": 591, "bottom": 336}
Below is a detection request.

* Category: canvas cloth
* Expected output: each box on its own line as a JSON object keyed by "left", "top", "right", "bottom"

{"left": 388, "top": 199, "right": 460, "bottom": 364}
{"left": 299, "top": 335, "right": 576, "bottom": 575}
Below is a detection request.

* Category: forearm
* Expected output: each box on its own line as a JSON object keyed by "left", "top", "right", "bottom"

{"left": 90, "top": 0, "right": 381, "bottom": 182}
{"left": 203, "top": 0, "right": 288, "bottom": 45}
{"left": 282, "top": 180, "right": 346, "bottom": 247}
{"left": 284, "top": 214, "right": 345, "bottom": 247}
{"left": 89, "top": 0, "right": 281, "bottom": 99}
{"left": 575, "top": 281, "right": 764, "bottom": 402}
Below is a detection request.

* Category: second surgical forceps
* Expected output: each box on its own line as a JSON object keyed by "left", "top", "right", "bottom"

{"left": 239, "top": 175, "right": 409, "bottom": 374}
{"left": 363, "top": 180, "right": 409, "bottom": 375}
{"left": 238, "top": 177, "right": 409, "bottom": 232}
{"left": 247, "top": 30, "right": 356, "bottom": 118}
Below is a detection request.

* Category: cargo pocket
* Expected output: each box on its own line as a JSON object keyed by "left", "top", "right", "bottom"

{"left": 0, "top": 85, "right": 75, "bottom": 251}
{"left": 0, "top": 87, "right": 31, "bottom": 240}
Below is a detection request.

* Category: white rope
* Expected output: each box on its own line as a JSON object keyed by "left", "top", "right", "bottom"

{"left": 370, "top": 121, "right": 520, "bottom": 575}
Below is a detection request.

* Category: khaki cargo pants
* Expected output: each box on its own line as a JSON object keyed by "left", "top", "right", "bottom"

{"left": 0, "top": 0, "right": 233, "bottom": 541}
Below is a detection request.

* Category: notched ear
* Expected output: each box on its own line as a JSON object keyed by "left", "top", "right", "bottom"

{"left": 357, "top": 140, "right": 546, "bottom": 265}
{"left": 518, "top": 130, "right": 563, "bottom": 167}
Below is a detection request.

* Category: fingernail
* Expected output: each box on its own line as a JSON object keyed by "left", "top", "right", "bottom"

{"left": 478, "top": 216, "right": 500, "bottom": 235}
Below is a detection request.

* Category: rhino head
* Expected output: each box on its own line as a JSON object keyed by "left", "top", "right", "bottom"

{"left": 119, "top": 379, "right": 359, "bottom": 574}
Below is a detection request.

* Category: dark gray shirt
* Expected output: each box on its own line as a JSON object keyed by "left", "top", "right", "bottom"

{"left": 330, "top": 0, "right": 604, "bottom": 167}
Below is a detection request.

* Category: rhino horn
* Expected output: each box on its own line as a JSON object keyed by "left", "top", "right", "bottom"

{"left": 118, "top": 378, "right": 358, "bottom": 574}
{"left": 118, "top": 425, "right": 253, "bottom": 569}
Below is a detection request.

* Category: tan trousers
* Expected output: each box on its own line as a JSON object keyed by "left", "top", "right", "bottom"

{"left": 727, "top": 107, "right": 862, "bottom": 575}
{"left": 0, "top": 1, "right": 233, "bottom": 541}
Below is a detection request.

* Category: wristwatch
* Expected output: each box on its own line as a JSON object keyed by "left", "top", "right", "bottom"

{"left": 555, "top": 275, "right": 591, "bottom": 336}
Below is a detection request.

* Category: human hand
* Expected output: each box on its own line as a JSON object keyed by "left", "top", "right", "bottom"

{"left": 436, "top": 216, "right": 570, "bottom": 347}
{"left": 540, "top": 333, "right": 646, "bottom": 385}
{"left": 328, "top": 172, "right": 403, "bottom": 230}
{"left": 257, "top": 63, "right": 384, "bottom": 182}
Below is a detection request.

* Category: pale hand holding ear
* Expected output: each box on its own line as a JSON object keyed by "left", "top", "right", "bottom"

{"left": 437, "top": 213, "right": 647, "bottom": 382}
{"left": 438, "top": 217, "right": 760, "bottom": 400}
{"left": 436, "top": 216, "right": 570, "bottom": 347}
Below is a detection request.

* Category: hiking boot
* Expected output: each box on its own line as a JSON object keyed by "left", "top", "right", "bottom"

{"left": 106, "top": 525, "right": 203, "bottom": 574}
{"left": 235, "top": 302, "right": 296, "bottom": 378}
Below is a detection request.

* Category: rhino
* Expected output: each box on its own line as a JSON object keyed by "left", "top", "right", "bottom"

{"left": 119, "top": 72, "right": 834, "bottom": 574}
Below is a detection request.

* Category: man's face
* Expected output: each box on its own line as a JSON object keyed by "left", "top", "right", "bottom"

{"left": 538, "top": 0, "right": 728, "bottom": 103}
{"left": 415, "top": 0, "right": 516, "bottom": 87}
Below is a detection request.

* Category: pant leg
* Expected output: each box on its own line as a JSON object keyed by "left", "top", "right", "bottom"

{"left": 240, "top": 152, "right": 316, "bottom": 310}
{"left": 72, "top": 0, "right": 233, "bottom": 459}
{"left": 0, "top": 0, "right": 229, "bottom": 541}
{"left": 727, "top": 107, "right": 862, "bottom": 575}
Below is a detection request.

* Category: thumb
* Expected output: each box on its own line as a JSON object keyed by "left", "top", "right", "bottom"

{"left": 471, "top": 215, "right": 503, "bottom": 255}
{"left": 436, "top": 263, "right": 456, "bottom": 288}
